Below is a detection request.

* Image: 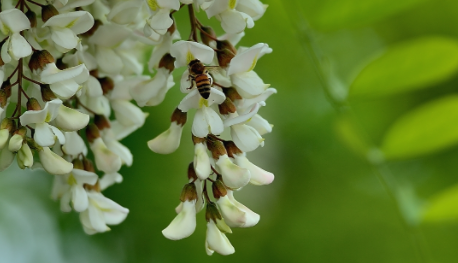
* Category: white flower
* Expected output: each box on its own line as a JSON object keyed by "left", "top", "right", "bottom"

{"left": 194, "top": 142, "right": 211, "bottom": 180}
{"left": 99, "top": 172, "right": 123, "bottom": 191}
{"left": 162, "top": 200, "right": 197, "bottom": 240}
{"left": 246, "top": 114, "right": 273, "bottom": 135}
{"left": 17, "top": 142, "right": 33, "bottom": 169}
{"left": 226, "top": 43, "right": 272, "bottom": 98}
{"left": 39, "top": 147, "right": 73, "bottom": 175}
{"left": 145, "top": 0, "right": 180, "bottom": 36}
{"left": 130, "top": 68, "right": 174, "bottom": 107}
{"left": 20, "top": 99, "right": 65, "bottom": 147}
{"left": 107, "top": 0, "right": 143, "bottom": 25}
{"left": 233, "top": 152, "right": 274, "bottom": 185}
{"left": 204, "top": 0, "right": 254, "bottom": 34}
{"left": 59, "top": 169, "right": 99, "bottom": 212}
{"left": 178, "top": 88, "right": 226, "bottom": 112}
{"left": 102, "top": 129, "right": 132, "bottom": 166}
{"left": 54, "top": 105, "right": 90, "bottom": 131}
{"left": 42, "top": 11, "right": 94, "bottom": 52}
{"left": 90, "top": 137, "right": 122, "bottom": 174}
{"left": 62, "top": 132, "right": 88, "bottom": 157}
{"left": 170, "top": 41, "right": 215, "bottom": 68}
{"left": 148, "top": 122, "right": 184, "bottom": 154}
{"left": 79, "top": 191, "right": 129, "bottom": 234}
{"left": 226, "top": 190, "right": 260, "bottom": 226}
{"left": 192, "top": 105, "right": 225, "bottom": 138}
{"left": 205, "top": 219, "right": 235, "bottom": 256}
{"left": 0, "top": 8, "right": 32, "bottom": 63}
{"left": 39, "top": 63, "right": 90, "bottom": 100}
{"left": 215, "top": 154, "right": 250, "bottom": 189}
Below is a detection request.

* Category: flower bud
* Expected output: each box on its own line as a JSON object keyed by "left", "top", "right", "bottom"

{"left": 1, "top": 79, "right": 12, "bottom": 99}
{"left": 217, "top": 49, "right": 236, "bottom": 68}
{"left": 81, "top": 19, "right": 102, "bottom": 38}
{"left": 83, "top": 157, "right": 96, "bottom": 172}
{"left": 223, "top": 87, "right": 242, "bottom": 102}
{"left": 86, "top": 124, "right": 100, "bottom": 143}
{"left": 26, "top": 10, "right": 37, "bottom": 28}
{"left": 218, "top": 98, "right": 236, "bottom": 115}
{"left": 187, "top": 162, "right": 198, "bottom": 181}
{"left": 0, "top": 90, "right": 7, "bottom": 108}
{"left": 98, "top": 77, "right": 114, "bottom": 95}
{"left": 28, "top": 50, "right": 55, "bottom": 72}
{"left": 212, "top": 179, "right": 227, "bottom": 199}
{"left": 200, "top": 26, "right": 216, "bottom": 46}
{"left": 0, "top": 118, "right": 15, "bottom": 132}
{"left": 8, "top": 127, "right": 27, "bottom": 152}
{"left": 205, "top": 202, "right": 222, "bottom": 223}
{"left": 158, "top": 53, "right": 175, "bottom": 73}
{"left": 223, "top": 141, "right": 243, "bottom": 158}
{"left": 180, "top": 183, "right": 198, "bottom": 202}
{"left": 94, "top": 115, "right": 111, "bottom": 131}
{"left": 73, "top": 158, "right": 84, "bottom": 170}
{"left": 17, "top": 142, "right": 33, "bottom": 169}
{"left": 41, "top": 4, "right": 59, "bottom": 22}
{"left": 171, "top": 107, "right": 187, "bottom": 126}
{"left": 27, "top": 98, "right": 42, "bottom": 111}
{"left": 40, "top": 84, "right": 57, "bottom": 102}
{"left": 206, "top": 138, "right": 227, "bottom": 159}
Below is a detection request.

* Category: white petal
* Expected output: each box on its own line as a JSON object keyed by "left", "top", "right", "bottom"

{"left": 60, "top": 191, "right": 72, "bottom": 212}
{"left": 34, "top": 122, "right": 56, "bottom": 147}
{"left": 111, "top": 100, "right": 145, "bottom": 127}
{"left": 105, "top": 139, "right": 133, "bottom": 166}
{"left": 90, "top": 138, "right": 122, "bottom": 173}
{"left": 231, "top": 124, "right": 263, "bottom": 152}
{"left": 0, "top": 8, "right": 30, "bottom": 33}
{"left": 217, "top": 195, "right": 246, "bottom": 227}
{"left": 54, "top": 105, "right": 90, "bottom": 131}
{"left": 227, "top": 43, "right": 271, "bottom": 75}
{"left": 51, "top": 27, "right": 79, "bottom": 50}
{"left": 62, "top": 132, "right": 87, "bottom": 156}
{"left": 72, "top": 185, "right": 89, "bottom": 212}
{"left": 89, "top": 24, "right": 131, "bottom": 47}
{"left": 99, "top": 172, "right": 123, "bottom": 191}
{"left": 194, "top": 143, "right": 211, "bottom": 180}
{"left": 206, "top": 220, "right": 235, "bottom": 255}
{"left": 170, "top": 40, "right": 215, "bottom": 68}
{"left": 0, "top": 129, "right": 9, "bottom": 150}
{"left": 9, "top": 32, "right": 32, "bottom": 60}
{"left": 227, "top": 190, "right": 260, "bottom": 227}
{"left": 8, "top": 134, "right": 23, "bottom": 152}
{"left": 215, "top": 155, "right": 250, "bottom": 189}
{"left": 148, "top": 122, "right": 183, "bottom": 154}
{"left": 96, "top": 47, "right": 123, "bottom": 74}
{"left": 233, "top": 153, "right": 274, "bottom": 185}
{"left": 162, "top": 200, "right": 197, "bottom": 240}
{"left": 219, "top": 9, "right": 248, "bottom": 34}
{"left": 39, "top": 147, "right": 73, "bottom": 175}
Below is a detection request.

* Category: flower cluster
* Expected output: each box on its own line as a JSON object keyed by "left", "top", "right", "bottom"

{"left": 144, "top": 0, "right": 275, "bottom": 255}
{"left": 0, "top": 0, "right": 274, "bottom": 255}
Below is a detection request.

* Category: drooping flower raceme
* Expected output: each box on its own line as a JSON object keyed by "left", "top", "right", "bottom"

{"left": 0, "top": 0, "right": 275, "bottom": 256}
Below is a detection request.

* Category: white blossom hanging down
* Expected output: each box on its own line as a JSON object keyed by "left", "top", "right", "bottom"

{"left": 0, "top": 0, "right": 274, "bottom": 256}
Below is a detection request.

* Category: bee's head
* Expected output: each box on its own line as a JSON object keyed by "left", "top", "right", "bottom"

{"left": 188, "top": 59, "right": 205, "bottom": 74}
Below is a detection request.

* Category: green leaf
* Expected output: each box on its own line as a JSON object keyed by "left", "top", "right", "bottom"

{"left": 422, "top": 184, "right": 458, "bottom": 223}
{"left": 350, "top": 37, "right": 458, "bottom": 98}
{"left": 299, "top": 0, "right": 426, "bottom": 31}
{"left": 335, "top": 114, "right": 371, "bottom": 156}
{"left": 381, "top": 95, "right": 458, "bottom": 159}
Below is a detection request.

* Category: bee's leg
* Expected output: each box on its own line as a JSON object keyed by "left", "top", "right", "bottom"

{"left": 187, "top": 80, "right": 195, "bottom": 90}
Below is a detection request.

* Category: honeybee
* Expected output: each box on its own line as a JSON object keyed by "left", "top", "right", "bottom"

{"left": 187, "top": 59, "right": 215, "bottom": 99}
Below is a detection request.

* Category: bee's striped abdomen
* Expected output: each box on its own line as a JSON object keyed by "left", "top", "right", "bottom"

{"left": 195, "top": 74, "right": 211, "bottom": 99}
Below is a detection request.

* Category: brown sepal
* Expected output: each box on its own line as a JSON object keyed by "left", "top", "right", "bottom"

{"left": 80, "top": 19, "right": 102, "bottom": 38}
{"left": 40, "top": 84, "right": 57, "bottom": 102}
{"left": 27, "top": 98, "right": 42, "bottom": 111}
{"left": 41, "top": 4, "right": 59, "bottom": 23}
{"left": 180, "top": 183, "right": 198, "bottom": 202}
{"left": 218, "top": 97, "right": 236, "bottom": 115}
{"left": 171, "top": 108, "right": 187, "bottom": 126}
{"left": 85, "top": 124, "right": 100, "bottom": 143}
{"left": 223, "top": 87, "right": 242, "bottom": 102}
{"left": 188, "top": 162, "right": 198, "bottom": 181}
{"left": 158, "top": 53, "right": 175, "bottom": 73}
{"left": 206, "top": 137, "right": 227, "bottom": 159}
{"left": 26, "top": 10, "right": 37, "bottom": 28}
{"left": 205, "top": 202, "right": 222, "bottom": 223}
{"left": 98, "top": 77, "right": 114, "bottom": 95}
{"left": 200, "top": 26, "right": 216, "bottom": 46}
{"left": 29, "top": 50, "right": 55, "bottom": 72}
{"left": 223, "top": 141, "right": 243, "bottom": 158}
{"left": 192, "top": 135, "right": 206, "bottom": 145}
{"left": 94, "top": 115, "right": 111, "bottom": 131}
{"left": 212, "top": 179, "right": 227, "bottom": 199}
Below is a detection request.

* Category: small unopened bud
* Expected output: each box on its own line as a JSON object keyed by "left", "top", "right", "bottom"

{"left": 206, "top": 138, "right": 227, "bottom": 159}
{"left": 192, "top": 135, "right": 206, "bottom": 145}
{"left": 217, "top": 48, "right": 236, "bottom": 68}
{"left": 167, "top": 16, "right": 176, "bottom": 34}
{"left": 205, "top": 202, "right": 222, "bottom": 223}
{"left": 0, "top": 118, "right": 15, "bottom": 132}
{"left": 217, "top": 40, "right": 237, "bottom": 55}
{"left": 212, "top": 179, "right": 227, "bottom": 199}
{"left": 72, "top": 159, "right": 84, "bottom": 170}
{"left": 1, "top": 79, "right": 12, "bottom": 98}
{"left": 27, "top": 98, "right": 42, "bottom": 111}
{"left": 223, "top": 141, "right": 243, "bottom": 158}
{"left": 85, "top": 124, "right": 100, "bottom": 143}
{"left": 94, "top": 115, "right": 111, "bottom": 131}
{"left": 158, "top": 53, "right": 175, "bottom": 73}
{"left": 223, "top": 87, "right": 242, "bottom": 102}
{"left": 55, "top": 57, "right": 67, "bottom": 70}
{"left": 13, "top": 126, "right": 27, "bottom": 138}
{"left": 29, "top": 50, "right": 55, "bottom": 72}
{"left": 0, "top": 90, "right": 7, "bottom": 108}
{"left": 187, "top": 162, "right": 198, "bottom": 180}
{"left": 41, "top": 4, "right": 59, "bottom": 22}
{"left": 218, "top": 98, "right": 236, "bottom": 115}
{"left": 40, "top": 84, "right": 57, "bottom": 102}
{"left": 200, "top": 26, "right": 216, "bottom": 46}
{"left": 171, "top": 108, "right": 187, "bottom": 126}
{"left": 98, "top": 77, "right": 114, "bottom": 95}
{"left": 81, "top": 19, "right": 102, "bottom": 37}
{"left": 89, "top": 70, "right": 99, "bottom": 78}
{"left": 83, "top": 157, "right": 96, "bottom": 172}
{"left": 26, "top": 10, "right": 37, "bottom": 28}
{"left": 180, "top": 183, "right": 198, "bottom": 202}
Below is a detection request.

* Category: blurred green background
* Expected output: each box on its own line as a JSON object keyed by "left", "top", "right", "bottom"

{"left": 4, "top": 0, "right": 458, "bottom": 262}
